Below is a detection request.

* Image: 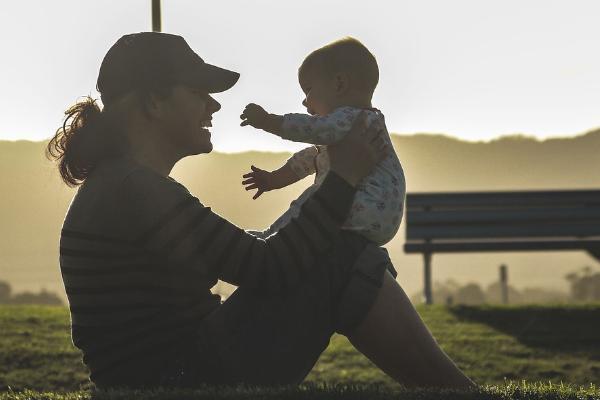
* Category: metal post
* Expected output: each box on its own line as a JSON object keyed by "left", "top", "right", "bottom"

{"left": 424, "top": 252, "right": 433, "bottom": 305}
{"left": 500, "top": 264, "right": 508, "bottom": 304}
{"left": 152, "top": 0, "right": 162, "bottom": 32}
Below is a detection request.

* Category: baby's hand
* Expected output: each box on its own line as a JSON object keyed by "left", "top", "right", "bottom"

{"left": 242, "top": 165, "right": 275, "bottom": 199}
{"left": 240, "top": 103, "right": 269, "bottom": 129}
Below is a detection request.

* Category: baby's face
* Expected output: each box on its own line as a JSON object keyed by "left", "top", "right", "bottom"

{"left": 298, "top": 69, "right": 338, "bottom": 116}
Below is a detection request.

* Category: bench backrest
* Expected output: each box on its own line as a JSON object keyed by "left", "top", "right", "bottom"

{"left": 405, "top": 190, "right": 600, "bottom": 241}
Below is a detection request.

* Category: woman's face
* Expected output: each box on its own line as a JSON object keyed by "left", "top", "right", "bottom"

{"left": 157, "top": 85, "right": 221, "bottom": 156}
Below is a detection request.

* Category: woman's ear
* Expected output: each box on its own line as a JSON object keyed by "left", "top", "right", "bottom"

{"left": 334, "top": 72, "right": 350, "bottom": 95}
{"left": 139, "top": 90, "right": 163, "bottom": 120}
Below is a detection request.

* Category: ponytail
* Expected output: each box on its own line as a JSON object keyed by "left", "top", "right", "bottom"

{"left": 46, "top": 96, "right": 127, "bottom": 187}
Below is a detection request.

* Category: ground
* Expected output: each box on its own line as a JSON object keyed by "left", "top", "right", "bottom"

{"left": 1, "top": 304, "right": 599, "bottom": 399}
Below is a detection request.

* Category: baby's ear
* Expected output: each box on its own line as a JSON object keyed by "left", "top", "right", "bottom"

{"left": 334, "top": 72, "right": 350, "bottom": 95}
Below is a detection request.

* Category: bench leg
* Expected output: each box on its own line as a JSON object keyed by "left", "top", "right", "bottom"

{"left": 424, "top": 253, "right": 433, "bottom": 305}
{"left": 588, "top": 249, "right": 600, "bottom": 262}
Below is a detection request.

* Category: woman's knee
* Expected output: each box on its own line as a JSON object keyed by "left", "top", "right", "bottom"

{"left": 329, "top": 239, "right": 397, "bottom": 336}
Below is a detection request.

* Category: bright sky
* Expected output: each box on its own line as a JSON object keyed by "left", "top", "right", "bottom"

{"left": 1, "top": 0, "right": 599, "bottom": 152}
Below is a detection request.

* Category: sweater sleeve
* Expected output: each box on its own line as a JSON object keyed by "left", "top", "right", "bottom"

{"left": 285, "top": 146, "right": 318, "bottom": 179}
{"left": 121, "top": 167, "right": 356, "bottom": 292}
{"left": 280, "top": 107, "right": 359, "bottom": 145}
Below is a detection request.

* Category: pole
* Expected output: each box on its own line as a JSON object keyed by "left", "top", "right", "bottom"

{"left": 424, "top": 252, "right": 433, "bottom": 305}
{"left": 499, "top": 264, "right": 508, "bottom": 304}
{"left": 152, "top": 0, "right": 162, "bottom": 32}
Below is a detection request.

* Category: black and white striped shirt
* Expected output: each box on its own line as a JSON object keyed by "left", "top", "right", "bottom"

{"left": 59, "top": 157, "right": 356, "bottom": 386}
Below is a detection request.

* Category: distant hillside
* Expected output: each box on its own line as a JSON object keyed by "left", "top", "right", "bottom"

{"left": 1, "top": 129, "right": 599, "bottom": 301}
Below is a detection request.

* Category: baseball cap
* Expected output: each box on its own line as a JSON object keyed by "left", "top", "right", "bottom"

{"left": 97, "top": 32, "right": 240, "bottom": 105}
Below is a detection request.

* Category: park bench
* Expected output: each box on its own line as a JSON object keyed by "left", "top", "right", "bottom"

{"left": 403, "top": 189, "right": 600, "bottom": 304}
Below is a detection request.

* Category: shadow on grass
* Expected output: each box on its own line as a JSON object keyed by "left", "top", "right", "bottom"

{"left": 448, "top": 305, "right": 600, "bottom": 355}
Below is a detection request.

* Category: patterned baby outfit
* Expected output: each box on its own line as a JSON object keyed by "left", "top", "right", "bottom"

{"left": 254, "top": 107, "right": 406, "bottom": 245}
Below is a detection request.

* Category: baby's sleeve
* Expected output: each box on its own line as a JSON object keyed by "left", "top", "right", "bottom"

{"left": 280, "top": 107, "right": 359, "bottom": 145}
{"left": 285, "top": 146, "right": 318, "bottom": 179}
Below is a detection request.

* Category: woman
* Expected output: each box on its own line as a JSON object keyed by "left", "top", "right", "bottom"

{"left": 47, "top": 32, "right": 474, "bottom": 389}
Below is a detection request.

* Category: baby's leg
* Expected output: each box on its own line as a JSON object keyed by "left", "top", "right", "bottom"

{"left": 248, "top": 185, "right": 319, "bottom": 239}
{"left": 245, "top": 229, "right": 271, "bottom": 239}
{"left": 246, "top": 205, "right": 301, "bottom": 239}
{"left": 343, "top": 193, "right": 403, "bottom": 245}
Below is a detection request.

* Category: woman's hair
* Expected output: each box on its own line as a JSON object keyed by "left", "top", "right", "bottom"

{"left": 47, "top": 86, "right": 173, "bottom": 187}
{"left": 46, "top": 97, "right": 124, "bottom": 187}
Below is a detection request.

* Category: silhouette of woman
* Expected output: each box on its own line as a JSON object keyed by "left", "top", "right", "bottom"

{"left": 47, "top": 32, "right": 474, "bottom": 389}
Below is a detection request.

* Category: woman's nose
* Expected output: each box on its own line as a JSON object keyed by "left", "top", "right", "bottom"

{"left": 209, "top": 96, "right": 221, "bottom": 113}
{"left": 302, "top": 99, "right": 307, "bottom": 108}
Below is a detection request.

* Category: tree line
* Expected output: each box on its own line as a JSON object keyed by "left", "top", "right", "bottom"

{"left": 1, "top": 266, "right": 599, "bottom": 306}
{"left": 410, "top": 266, "right": 600, "bottom": 305}
{"left": 0, "top": 281, "right": 63, "bottom": 305}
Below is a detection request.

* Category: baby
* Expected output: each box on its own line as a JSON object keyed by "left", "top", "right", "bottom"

{"left": 240, "top": 37, "right": 405, "bottom": 245}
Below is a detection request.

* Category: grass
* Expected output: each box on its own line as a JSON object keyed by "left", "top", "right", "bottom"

{"left": 1, "top": 304, "right": 600, "bottom": 399}
{"left": 1, "top": 383, "right": 600, "bottom": 400}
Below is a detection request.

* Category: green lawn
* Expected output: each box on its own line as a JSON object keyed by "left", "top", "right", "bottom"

{"left": 1, "top": 305, "right": 600, "bottom": 399}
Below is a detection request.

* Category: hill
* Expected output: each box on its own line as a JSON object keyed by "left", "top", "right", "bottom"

{"left": 1, "top": 130, "right": 600, "bottom": 301}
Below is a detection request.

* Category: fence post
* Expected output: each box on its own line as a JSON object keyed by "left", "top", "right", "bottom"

{"left": 499, "top": 264, "right": 508, "bottom": 304}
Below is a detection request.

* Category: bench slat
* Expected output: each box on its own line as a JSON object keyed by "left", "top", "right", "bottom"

{"left": 408, "top": 207, "right": 600, "bottom": 225}
{"left": 404, "top": 239, "right": 600, "bottom": 254}
{"left": 407, "top": 222, "right": 600, "bottom": 240}
{"left": 407, "top": 190, "right": 600, "bottom": 209}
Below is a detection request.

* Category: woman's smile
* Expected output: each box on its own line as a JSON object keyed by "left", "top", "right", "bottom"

{"left": 200, "top": 118, "right": 212, "bottom": 134}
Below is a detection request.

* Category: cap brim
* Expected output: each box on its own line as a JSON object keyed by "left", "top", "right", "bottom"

{"left": 195, "top": 63, "right": 240, "bottom": 93}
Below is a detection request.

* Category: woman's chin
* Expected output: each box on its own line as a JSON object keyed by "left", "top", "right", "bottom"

{"left": 203, "top": 143, "right": 213, "bottom": 153}
{"left": 195, "top": 141, "right": 213, "bottom": 154}
{"left": 191, "top": 132, "right": 213, "bottom": 154}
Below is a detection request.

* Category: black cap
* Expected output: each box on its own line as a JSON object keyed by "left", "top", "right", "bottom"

{"left": 97, "top": 32, "right": 240, "bottom": 105}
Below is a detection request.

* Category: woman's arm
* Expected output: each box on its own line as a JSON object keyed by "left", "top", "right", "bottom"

{"left": 124, "top": 166, "right": 354, "bottom": 292}
{"left": 125, "top": 112, "right": 386, "bottom": 292}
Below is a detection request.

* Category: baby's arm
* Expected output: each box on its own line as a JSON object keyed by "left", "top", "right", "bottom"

{"left": 242, "top": 146, "right": 318, "bottom": 199}
{"left": 240, "top": 103, "right": 284, "bottom": 135}
{"left": 278, "top": 108, "right": 356, "bottom": 145}
{"left": 240, "top": 104, "right": 365, "bottom": 146}
{"left": 285, "top": 146, "right": 318, "bottom": 180}
{"left": 242, "top": 163, "right": 300, "bottom": 200}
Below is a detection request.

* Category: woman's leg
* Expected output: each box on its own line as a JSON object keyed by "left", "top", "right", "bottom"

{"left": 347, "top": 271, "right": 475, "bottom": 389}
{"left": 188, "top": 234, "right": 370, "bottom": 386}
{"left": 185, "top": 233, "right": 473, "bottom": 388}
{"left": 193, "top": 275, "right": 335, "bottom": 385}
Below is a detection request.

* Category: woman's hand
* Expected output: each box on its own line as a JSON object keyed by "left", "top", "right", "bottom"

{"left": 328, "top": 112, "right": 389, "bottom": 187}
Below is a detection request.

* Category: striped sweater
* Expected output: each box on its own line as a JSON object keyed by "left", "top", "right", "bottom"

{"left": 59, "top": 157, "right": 356, "bottom": 387}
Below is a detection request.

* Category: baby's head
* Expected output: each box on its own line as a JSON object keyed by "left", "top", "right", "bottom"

{"left": 298, "top": 37, "right": 379, "bottom": 116}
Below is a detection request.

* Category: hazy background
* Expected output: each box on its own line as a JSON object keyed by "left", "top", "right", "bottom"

{"left": 0, "top": 1, "right": 599, "bottom": 303}
{"left": 2, "top": 131, "right": 600, "bottom": 303}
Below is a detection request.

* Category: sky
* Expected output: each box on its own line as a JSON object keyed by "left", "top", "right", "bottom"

{"left": 0, "top": 0, "right": 599, "bottom": 152}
